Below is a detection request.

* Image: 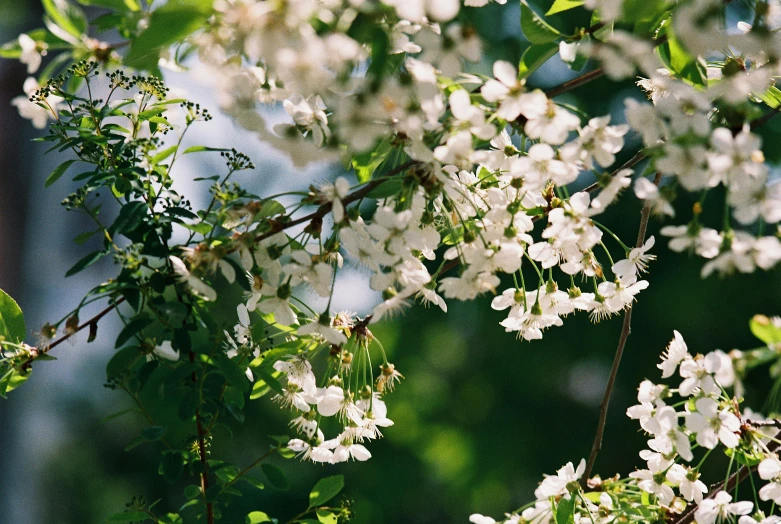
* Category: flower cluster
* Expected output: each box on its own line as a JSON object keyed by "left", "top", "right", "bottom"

{"left": 223, "top": 305, "right": 402, "bottom": 465}
{"left": 470, "top": 325, "right": 781, "bottom": 524}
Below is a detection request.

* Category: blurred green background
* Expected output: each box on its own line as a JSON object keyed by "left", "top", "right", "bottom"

{"left": 0, "top": 1, "right": 780, "bottom": 523}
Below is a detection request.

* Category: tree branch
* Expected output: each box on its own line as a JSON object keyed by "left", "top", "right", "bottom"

{"left": 189, "top": 347, "right": 214, "bottom": 524}
{"left": 581, "top": 171, "right": 663, "bottom": 485}
{"left": 23, "top": 297, "right": 125, "bottom": 366}
{"left": 544, "top": 35, "right": 668, "bottom": 99}
{"left": 254, "top": 160, "right": 418, "bottom": 244}
{"left": 580, "top": 151, "right": 648, "bottom": 194}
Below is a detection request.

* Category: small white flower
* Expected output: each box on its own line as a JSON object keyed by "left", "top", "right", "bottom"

{"left": 320, "top": 177, "right": 350, "bottom": 223}
{"left": 658, "top": 330, "right": 690, "bottom": 378}
{"left": 591, "top": 169, "right": 633, "bottom": 212}
{"left": 19, "top": 34, "right": 44, "bottom": 73}
{"left": 612, "top": 236, "right": 656, "bottom": 278}
{"left": 298, "top": 316, "right": 348, "bottom": 345}
{"left": 169, "top": 256, "right": 217, "bottom": 301}
{"left": 666, "top": 464, "right": 707, "bottom": 503}
{"left": 684, "top": 397, "right": 741, "bottom": 449}
{"left": 534, "top": 458, "right": 586, "bottom": 499}
{"left": 634, "top": 178, "right": 675, "bottom": 217}
{"left": 694, "top": 491, "right": 752, "bottom": 524}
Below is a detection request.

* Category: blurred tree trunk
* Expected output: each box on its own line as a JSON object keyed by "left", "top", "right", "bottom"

{"left": 0, "top": 2, "right": 41, "bottom": 513}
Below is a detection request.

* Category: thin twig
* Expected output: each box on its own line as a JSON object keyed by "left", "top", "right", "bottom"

{"left": 544, "top": 35, "right": 668, "bottom": 99}
{"left": 23, "top": 297, "right": 125, "bottom": 366}
{"left": 222, "top": 448, "right": 276, "bottom": 490}
{"left": 190, "top": 347, "right": 214, "bottom": 524}
{"left": 750, "top": 107, "right": 780, "bottom": 130}
{"left": 545, "top": 68, "right": 606, "bottom": 99}
{"left": 581, "top": 171, "right": 663, "bottom": 485}
{"left": 254, "top": 160, "right": 417, "bottom": 244}
{"left": 580, "top": 151, "right": 648, "bottom": 194}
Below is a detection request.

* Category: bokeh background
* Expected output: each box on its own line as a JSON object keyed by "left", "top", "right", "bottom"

{"left": 1, "top": 1, "right": 780, "bottom": 523}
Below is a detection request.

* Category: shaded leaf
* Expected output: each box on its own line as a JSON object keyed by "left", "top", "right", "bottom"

{"left": 125, "top": 0, "right": 213, "bottom": 70}
{"left": 0, "top": 289, "right": 25, "bottom": 344}
{"left": 518, "top": 42, "right": 559, "bottom": 78}
{"left": 521, "top": 1, "right": 563, "bottom": 45}
{"left": 106, "top": 511, "right": 151, "bottom": 523}
{"left": 45, "top": 159, "right": 77, "bottom": 187}
{"left": 42, "top": 0, "right": 87, "bottom": 39}
{"left": 261, "top": 463, "right": 290, "bottom": 490}
{"left": 309, "top": 475, "right": 344, "bottom": 508}
{"left": 65, "top": 250, "right": 108, "bottom": 277}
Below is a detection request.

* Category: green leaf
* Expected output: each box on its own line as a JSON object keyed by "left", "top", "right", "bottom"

{"left": 351, "top": 140, "right": 393, "bottom": 183}
{"left": 215, "top": 354, "right": 251, "bottom": 392}
{"left": 115, "top": 316, "right": 153, "bottom": 348}
{"left": 178, "top": 390, "right": 199, "bottom": 420}
{"left": 162, "top": 451, "right": 184, "bottom": 483}
{"left": 239, "top": 476, "right": 265, "bottom": 491}
{"left": 142, "top": 425, "right": 167, "bottom": 441}
{"left": 65, "top": 250, "right": 108, "bottom": 277}
{"left": 73, "top": 229, "right": 99, "bottom": 245}
{"left": 246, "top": 512, "right": 272, "bottom": 524}
{"left": 758, "top": 86, "right": 781, "bottom": 110}
{"left": 0, "top": 289, "right": 25, "bottom": 344}
{"left": 518, "top": 42, "right": 559, "bottom": 78}
{"left": 45, "top": 159, "right": 78, "bottom": 187}
{"left": 750, "top": 315, "right": 781, "bottom": 345}
{"left": 725, "top": 447, "right": 763, "bottom": 467}
{"left": 183, "top": 146, "right": 231, "bottom": 154}
{"left": 316, "top": 510, "right": 337, "bottom": 524}
{"left": 106, "top": 511, "right": 151, "bottom": 523}
{"left": 309, "top": 475, "right": 344, "bottom": 508}
{"left": 253, "top": 367, "right": 284, "bottom": 396}
{"left": 110, "top": 201, "right": 147, "bottom": 236}
{"left": 521, "top": 0, "right": 563, "bottom": 45}
{"left": 261, "top": 463, "right": 290, "bottom": 490}
{"left": 0, "top": 368, "right": 31, "bottom": 397}
{"left": 158, "top": 514, "right": 183, "bottom": 524}
{"left": 555, "top": 494, "right": 576, "bottom": 524}
{"left": 106, "top": 345, "right": 142, "bottom": 379}
{"left": 365, "top": 179, "right": 401, "bottom": 199}
{"left": 256, "top": 200, "right": 286, "bottom": 218}
{"left": 546, "top": 0, "right": 585, "bottom": 15}
{"left": 152, "top": 145, "right": 178, "bottom": 165}
{"left": 125, "top": 0, "right": 213, "bottom": 70}
{"left": 184, "top": 485, "right": 201, "bottom": 500}
{"left": 249, "top": 376, "right": 272, "bottom": 400}
{"left": 657, "top": 26, "right": 706, "bottom": 87}
{"left": 42, "top": 0, "right": 88, "bottom": 39}
{"left": 622, "top": 0, "right": 669, "bottom": 25}
{"left": 77, "top": 0, "right": 141, "bottom": 11}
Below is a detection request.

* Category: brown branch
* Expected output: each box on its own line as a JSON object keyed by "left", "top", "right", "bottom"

{"left": 23, "top": 297, "right": 126, "bottom": 366}
{"left": 222, "top": 448, "right": 276, "bottom": 491}
{"left": 584, "top": 22, "right": 607, "bottom": 35}
{"left": 254, "top": 160, "right": 418, "bottom": 244}
{"left": 190, "top": 348, "right": 214, "bottom": 524}
{"left": 581, "top": 171, "right": 663, "bottom": 486}
{"left": 750, "top": 106, "right": 780, "bottom": 130}
{"left": 545, "top": 68, "right": 606, "bottom": 99}
{"left": 544, "top": 35, "right": 668, "bottom": 99}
